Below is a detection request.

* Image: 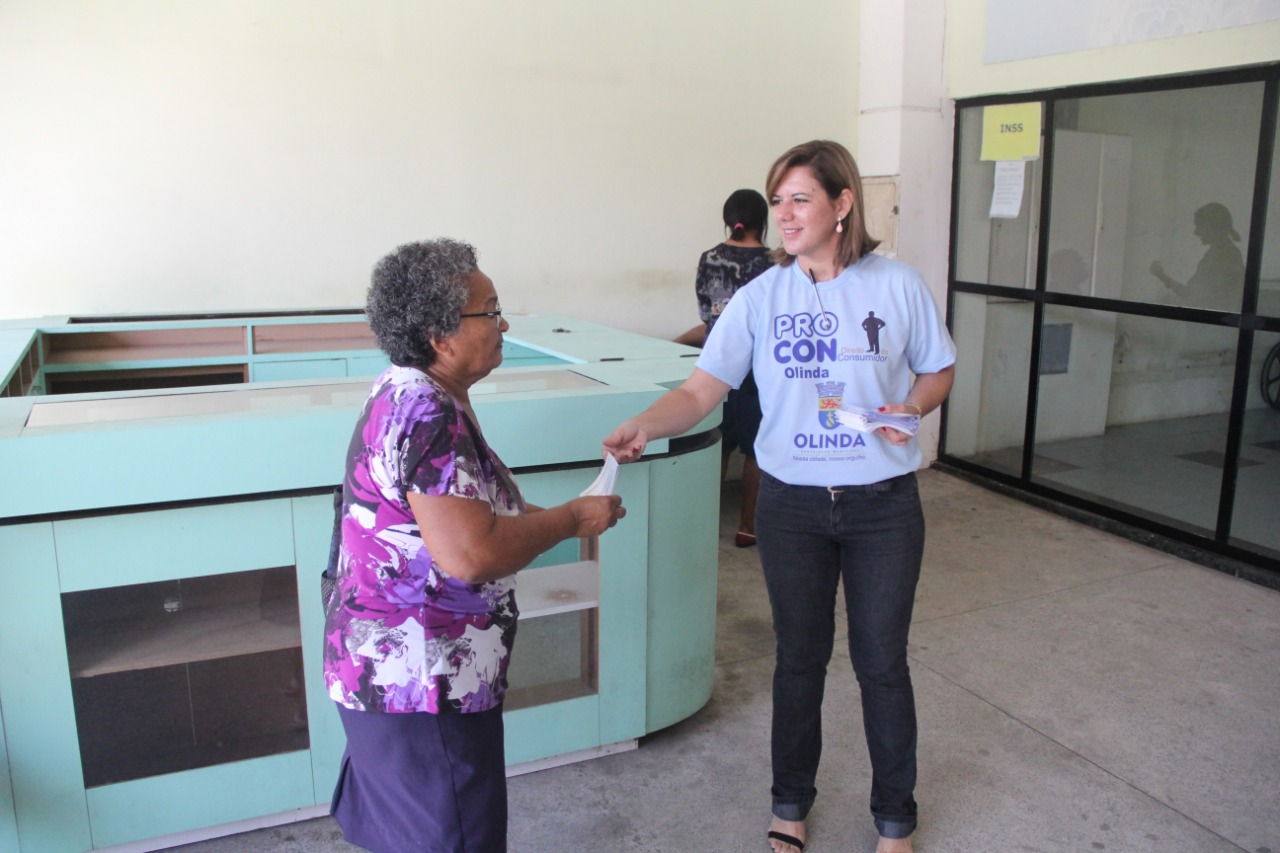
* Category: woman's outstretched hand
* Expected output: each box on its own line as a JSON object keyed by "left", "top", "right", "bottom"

{"left": 602, "top": 370, "right": 729, "bottom": 463}
{"left": 603, "top": 421, "right": 649, "bottom": 462}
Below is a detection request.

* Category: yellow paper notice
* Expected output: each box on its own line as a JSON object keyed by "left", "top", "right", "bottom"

{"left": 981, "top": 103, "right": 1041, "bottom": 161}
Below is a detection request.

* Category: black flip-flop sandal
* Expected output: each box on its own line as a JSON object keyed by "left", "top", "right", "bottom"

{"left": 767, "top": 830, "right": 806, "bottom": 851}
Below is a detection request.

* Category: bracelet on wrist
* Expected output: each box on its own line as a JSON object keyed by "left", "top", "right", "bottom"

{"left": 903, "top": 403, "right": 923, "bottom": 416}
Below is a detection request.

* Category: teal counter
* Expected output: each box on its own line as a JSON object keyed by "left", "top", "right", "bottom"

{"left": 0, "top": 312, "right": 719, "bottom": 853}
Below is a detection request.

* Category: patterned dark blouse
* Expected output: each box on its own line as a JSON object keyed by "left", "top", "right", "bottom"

{"left": 323, "top": 366, "right": 525, "bottom": 714}
{"left": 696, "top": 243, "right": 773, "bottom": 331}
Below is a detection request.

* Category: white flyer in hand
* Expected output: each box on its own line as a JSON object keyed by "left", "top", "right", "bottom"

{"left": 834, "top": 404, "right": 920, "bottom": 436}
{"left": 579, "top": 454, "right": 620, "bottom": 496}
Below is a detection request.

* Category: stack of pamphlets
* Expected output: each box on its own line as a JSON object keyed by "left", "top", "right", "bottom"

{"left": 580, "top": 453, "right": 620, "bottom": 496}
{"left": 834, "top": 404, "right": 920, "bottom": 436}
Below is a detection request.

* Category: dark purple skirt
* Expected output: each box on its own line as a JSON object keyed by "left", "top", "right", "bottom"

{"left": 330, "top": 704, "right": 507, "bottom": 853}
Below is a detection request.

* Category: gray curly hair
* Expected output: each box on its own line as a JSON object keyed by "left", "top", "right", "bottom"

{"left": 366, "top": 239, "right": 478, "bottom": 367}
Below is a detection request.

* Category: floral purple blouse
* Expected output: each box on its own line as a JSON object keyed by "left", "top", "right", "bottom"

{"left": 323, "top": 366, "right": 525, "bottom": 714}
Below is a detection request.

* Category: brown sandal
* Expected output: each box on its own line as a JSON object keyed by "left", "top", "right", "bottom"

{"left": 735, "top": 531, "right": 757, "bottom": 548}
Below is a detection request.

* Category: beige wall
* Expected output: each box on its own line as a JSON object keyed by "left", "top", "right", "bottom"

{"left": 948, "top": 0, "right": 1280, "bottom": 99}
{"left": 0, "top": 1, "right": 859, "bottom": 337}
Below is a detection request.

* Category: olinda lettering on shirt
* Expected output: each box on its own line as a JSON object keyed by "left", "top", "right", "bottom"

{"left": 793, "top": 431, "right": 867, "bottom": 449}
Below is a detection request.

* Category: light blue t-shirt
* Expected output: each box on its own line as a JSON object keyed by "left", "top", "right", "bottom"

{"left": 697, "top": 253, "right": 956, "bottom": 486}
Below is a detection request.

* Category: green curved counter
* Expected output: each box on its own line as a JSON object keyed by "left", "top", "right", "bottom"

{"left": 0, "top": 312, "right": 720, "bottom": 853}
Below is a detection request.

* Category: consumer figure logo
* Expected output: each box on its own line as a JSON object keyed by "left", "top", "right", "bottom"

{"left": 862, "top": 311, "right": 886, "bottom": 354}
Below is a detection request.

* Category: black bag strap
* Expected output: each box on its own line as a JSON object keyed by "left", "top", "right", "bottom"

{"left": 320, "top": 485, "right": 342, "bottom": 610}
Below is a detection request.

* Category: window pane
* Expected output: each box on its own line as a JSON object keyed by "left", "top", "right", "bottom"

{"left": 1230, "top": 330, "right": 1280, "bottom": 555}
{"left": 944, "top": 291, "right": 1033, "bottom": 475}
{"left": 1030, "top": 308, "right": 1240, "bottom": 536}
{"left": 1259, "top": 103, "right": 1280, "bottom": 319}
{"left": 1049, "top": 83, "right": 1263, "bottom": 310}
{"left": 1045, "top": 128, "right": 1129, "bottom": 299}
{"left": 954, "top": 105, "right": 1043, "bottom": 288}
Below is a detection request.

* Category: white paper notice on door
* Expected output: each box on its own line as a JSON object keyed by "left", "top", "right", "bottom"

{"left": 989, "top": 160, "right": 1026, "bottom": 219}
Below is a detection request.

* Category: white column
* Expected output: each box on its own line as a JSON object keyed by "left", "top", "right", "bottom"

{"left": 858, "top": 0, "right": 954, "bottom": 462}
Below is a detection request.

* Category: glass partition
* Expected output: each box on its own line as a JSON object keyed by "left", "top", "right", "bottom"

{"left": 944, "top": 291, "right": 1033, "bottom": 476}
{"left": 947, "top": 69, "right": 1280, "bottom": 573}
{"left": 953, "top": 105, "right": 1044, "bottom": 288}
{"left": 1030, "top": 307, "right": 1240, "bottom": 536}
{"left": 1230, "top": 330, "right": 1280, "bottom": 555}
{"left": 1259, "top": 101, "right": 1280, "bottom": 320}
{"left": 1049, "top": 83, "right": 1264, "bottom": 310}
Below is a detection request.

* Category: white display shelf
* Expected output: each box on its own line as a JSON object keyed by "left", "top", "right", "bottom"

{"left": 517, "top": 560, "right": 599, "bottom": 619}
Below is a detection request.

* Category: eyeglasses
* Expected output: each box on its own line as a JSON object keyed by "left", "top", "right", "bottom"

{"left": 459, "top": 307, "right": 504, "bottom": 328}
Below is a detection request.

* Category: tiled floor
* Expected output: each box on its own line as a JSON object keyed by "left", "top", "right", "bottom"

{"left": 966, "top": 407, "right": 1280, "bottom": 554}
{"left": 169, "top": 468, "right": 1280, "bottom": 853}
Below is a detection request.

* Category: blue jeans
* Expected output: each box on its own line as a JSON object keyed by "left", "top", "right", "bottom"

{"left": 756, "top": 471, "right": 923, "bottom": 840}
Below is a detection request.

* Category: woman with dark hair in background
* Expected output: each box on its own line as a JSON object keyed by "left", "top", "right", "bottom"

{"left": 323, "top": 238, "right": 625, "bottom": 853}
{"left": 674, "top": 188, "right": 773, "bottom": 546}
{"left": 606, "top": 142, "right": 955, "bottom": 853}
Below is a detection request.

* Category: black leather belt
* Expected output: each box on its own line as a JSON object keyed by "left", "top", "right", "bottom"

{"left": 825, "top": 472, "right": 914, "bottom": 498}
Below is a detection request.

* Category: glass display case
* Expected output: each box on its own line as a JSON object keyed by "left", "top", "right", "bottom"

{"left": 62, "top": 567, "right": 307, "bottom": 788}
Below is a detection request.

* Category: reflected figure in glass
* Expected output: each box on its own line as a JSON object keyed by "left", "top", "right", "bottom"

{"left": 1048, "top": 248, "right": 1091, "bottom": 296}
{"left": 1149, "top": 202, "right": 1245, "bottom": 311}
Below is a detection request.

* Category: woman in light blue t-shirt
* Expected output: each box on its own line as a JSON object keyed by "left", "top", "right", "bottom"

{"left": 604, "top": 141, "right": 955, "bottom": 853}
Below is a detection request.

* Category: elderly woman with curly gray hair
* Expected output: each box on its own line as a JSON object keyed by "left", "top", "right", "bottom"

{"left": 323, "top": 238, "right": 626, "bottom": 853}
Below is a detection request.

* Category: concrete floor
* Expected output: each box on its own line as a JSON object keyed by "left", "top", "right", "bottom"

{"left": 172, "top": 468, "right": 1280, "bottom": 853}
{"left": 960, "top": 406, "right": 1280, "bottom": 558}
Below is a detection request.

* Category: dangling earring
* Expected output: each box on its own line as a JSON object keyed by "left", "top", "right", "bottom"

{"left": 836, "top": 219, "right": 844, "bottom": 234}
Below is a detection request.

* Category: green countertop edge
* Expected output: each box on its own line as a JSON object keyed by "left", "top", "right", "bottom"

{"left": 0, "top": 314, "right": 716, "bottom": 520}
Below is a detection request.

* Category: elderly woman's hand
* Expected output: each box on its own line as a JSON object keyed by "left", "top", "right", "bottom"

{"left": 567, "top": 495, "right": 626, "bottom": 537}
{"left": 411, "top": 492, "right": 626, "bottom": 583}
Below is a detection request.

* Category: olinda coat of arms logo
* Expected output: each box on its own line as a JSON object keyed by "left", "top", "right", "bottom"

{"left": 815, "top": 381, "right": 845, "bottom": 429}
